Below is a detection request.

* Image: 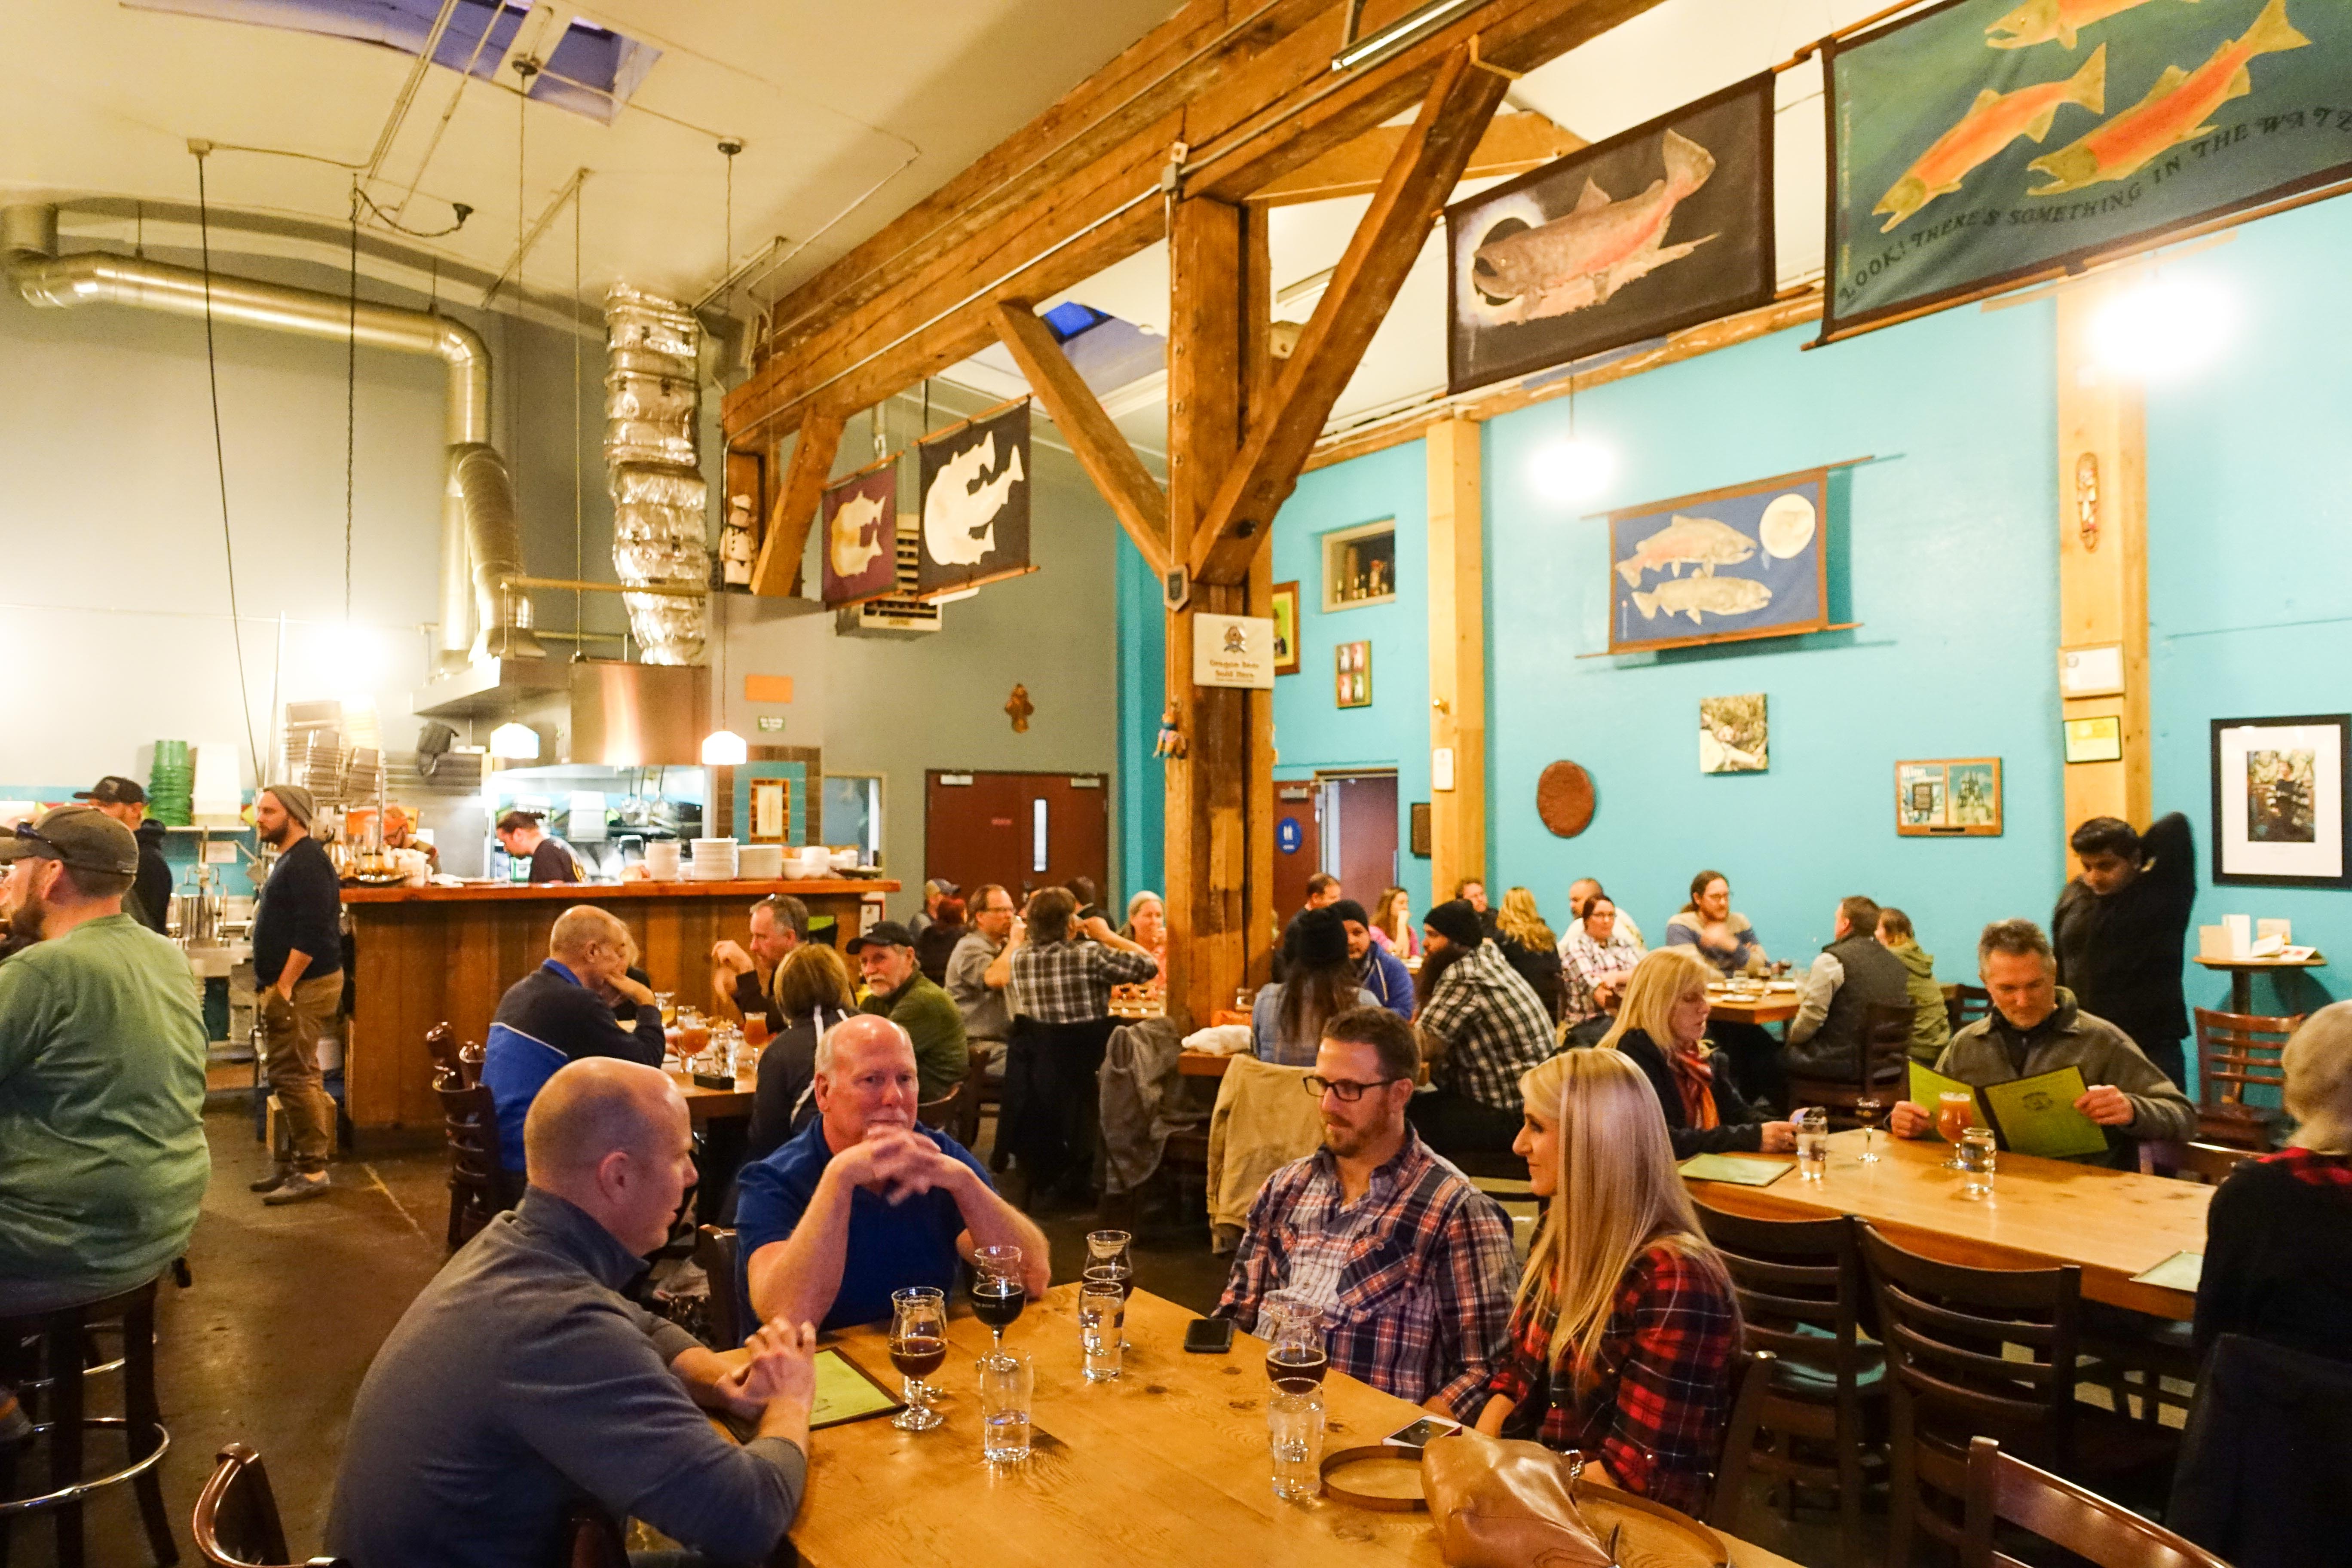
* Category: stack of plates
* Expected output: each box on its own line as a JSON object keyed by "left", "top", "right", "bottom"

{"left": 737, "top": 843, "right": 784, "bottom": 881}
{"left": 147, "top": 740, "right": 193, "bottom": 826}
{"left": 689, "top": 837, "right": 738, "bottom": 880}
{"left": 643, "top": 842, "right": 683, "bottom": 881}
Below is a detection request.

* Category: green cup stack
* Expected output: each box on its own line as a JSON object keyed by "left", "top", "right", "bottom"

{"left": 148, "top": 740, "right": 194, "bottom": 827}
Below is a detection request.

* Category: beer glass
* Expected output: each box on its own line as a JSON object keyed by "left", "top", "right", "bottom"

{"left": 1936, "top": 1092, "right": 1977, "bottom": 1168}
{"left": 1854, "top": 1096, "right": 1887, "bottom": 1164}
{"left": 1793, "top": 1107, "right": 1829, "bottom": 1181}
{"left": 1084, "top": 1229, "right": 1134, "bottom": 1347}
{"left": 889, "top": 1286, "right": 947, "bottom": 1431}
{"left": 971, "top": 1244, "right": 1025, "bottom": 1354}
{"left": 1261, "top": 1297, "right": 1327, "bottom": 1396}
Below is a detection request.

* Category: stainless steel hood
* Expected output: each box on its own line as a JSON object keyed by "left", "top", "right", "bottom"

{"left": 415, "top": 659, "right": 710, "bottom": 766}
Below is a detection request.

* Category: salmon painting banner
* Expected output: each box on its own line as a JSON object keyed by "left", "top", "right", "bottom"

{"left": 914, "top": 400, "right": 1030, "bottom": 597}
{"left": 1445, "top": 74, "right": 1775, "bottom": 395}
{"left": 1607, "top": 468, "right": 1830, "bottom": 656}
{"left": 1822, "top": 0, "right": 2352, "bottom": 342}
{"left": 819, "top": 459, "right": 901, "bottom": 609}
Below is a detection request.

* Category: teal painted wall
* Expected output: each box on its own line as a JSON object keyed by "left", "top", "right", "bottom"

{"left": 1116, "top": 533, "right": 1167, "bottom": 904}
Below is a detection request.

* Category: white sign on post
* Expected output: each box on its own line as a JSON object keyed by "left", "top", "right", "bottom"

{"left": 1191, "top": 613, "right": 1276, "bottom": 689}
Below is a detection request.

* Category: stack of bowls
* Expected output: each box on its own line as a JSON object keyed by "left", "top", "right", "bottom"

{"left": 643, "top": 842, "right": 683, "bottom": 881}
{"left": 737, "top": 843, "right": 784, "bottom": 881}
{"left": 689, "top": 838, "right": 738, "bottom": 880}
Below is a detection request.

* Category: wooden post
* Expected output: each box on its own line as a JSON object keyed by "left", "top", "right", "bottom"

{"left": 1427, "top": 417, "right": 1486, "bottom": 900}
{"left": 2054, "top": 280, "right": 2151, "bottom": 873}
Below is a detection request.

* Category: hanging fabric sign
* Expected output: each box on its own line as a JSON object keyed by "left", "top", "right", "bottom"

{"left": 819, "top": 458, "right": 900, "bottom": 608}
{"left": 915, "top": 400, "right": 1032, "bottom": 597}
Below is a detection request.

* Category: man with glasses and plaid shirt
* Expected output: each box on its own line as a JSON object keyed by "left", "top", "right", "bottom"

{"left": 1216, "top": 1007, "right": 1516, "bottom": 1419}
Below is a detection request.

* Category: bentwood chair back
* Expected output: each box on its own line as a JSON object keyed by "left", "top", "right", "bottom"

{"left": 1948, "top": 984, "right": 1991, "bottom": 1035}
{"left": 1708, "top": 1348, "right": 1777, "bottom": 1535}
{"left": 424, "top": 1021, "right": 461, "bottom": 1078}
{"left": 1963, "top": 1436, "right": 2224, "bottom": 1568}
{"left": 2191, "top": 1007, "right": 2301, "bottom": 1150}
{"left": 433, "top": 1067, "right": 502, "bottom": 1252}
{"left": 1696, "top": 1206, "right": 1881, "bottom": 1568}
{"left": 191, "top": 1444, "right": 346, "bottom": 1568}
{"left": 1786, "top": 1002, "right": 1915, "bottom": 1128}
{"left": 694, "top": 1226, "right": 744, "bottom": 1350}
{"left": 560, "top": 1501, "right": 631, "bottom": 1568}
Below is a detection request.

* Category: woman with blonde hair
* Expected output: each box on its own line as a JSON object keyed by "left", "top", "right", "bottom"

{"left": 2193, "top": 1000, "right": 2352, "bottom": 1361}
{"left": 1494, "top": 886, "right": 1565, "bottom": 1021}
{"left": 1370, "top": 885, "right": 1419, "bottom": 959}
{"left": 744, "top": 943, "right": 858, "bottom": 1162}
{"left": 1599, "top": 947, "right": 1794, "bottom": 1159}
{"left": 1473, "top": 1048, "right": 1741, "bottom": 1514}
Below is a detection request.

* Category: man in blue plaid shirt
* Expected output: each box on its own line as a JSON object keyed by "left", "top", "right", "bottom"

{"left": 1409, "top": 898, "right": 1556, "bottom": 1156}
{"left": 1217, "top": 1007, "right": 1517, "bottom": 1419}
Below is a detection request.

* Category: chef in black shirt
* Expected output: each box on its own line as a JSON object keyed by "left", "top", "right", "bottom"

{"left": 2052, "top": 812, "right": 2197, "bottom": 1086}
{"left": 495, "top": 810, "right": 586, "bottom": 884}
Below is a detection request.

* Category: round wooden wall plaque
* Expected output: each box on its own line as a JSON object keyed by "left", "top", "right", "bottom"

{"left": 1537, "top": 761, "right": 1594, "bottom": 838}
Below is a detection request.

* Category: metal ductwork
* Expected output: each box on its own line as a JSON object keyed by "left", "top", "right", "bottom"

{"left": 1, "top": 203, "right": 540, "bottom": 665}
{"left": 603, "top": 285, "right": 707, "bottom": 665}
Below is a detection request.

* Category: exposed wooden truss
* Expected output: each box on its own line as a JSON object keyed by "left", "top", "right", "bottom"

{"left": 1251, "top": 109, "right": 1583, "bottom": 206}
{"left": 992, "top": 300, "right": 1171, "bottom": 576}
{"left": 749, "top": 408, "right": 845, "bottom": 598}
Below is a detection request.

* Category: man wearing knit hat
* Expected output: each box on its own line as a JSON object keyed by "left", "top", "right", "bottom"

{"left": 251, "top": 784, "right": 345, "bottom": 1204}
{"left": 1408, "top": 898, "right": 1554, "bottom": 1160}
{"left": 1332, "top": 899, "right": 1413, "bottom": 1019}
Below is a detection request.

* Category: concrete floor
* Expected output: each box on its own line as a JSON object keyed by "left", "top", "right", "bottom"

{"left": 44, "top": 1099, "right": 1851, "bottom": 1568}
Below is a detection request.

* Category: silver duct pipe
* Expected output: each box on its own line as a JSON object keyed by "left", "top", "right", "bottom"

{"left": 1, "top": 203, "right": 539, "bottom": 665}
{"left": 603, "top": 285, "right": 707, "bottom": 665}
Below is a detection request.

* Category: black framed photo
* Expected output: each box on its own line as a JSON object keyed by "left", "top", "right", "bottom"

{"left": 2211, "top": 714, "right": 2351, "bottom": 888}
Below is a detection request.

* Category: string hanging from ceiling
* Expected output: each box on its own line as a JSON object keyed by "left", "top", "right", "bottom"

{"left": 191, "top": 145, "right": 263, "bottom": 784}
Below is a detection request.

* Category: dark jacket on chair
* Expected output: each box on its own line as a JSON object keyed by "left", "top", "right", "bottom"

{"left": 1781, "top": 931, "right": 1911, "bottom": 1081}
{"left": 2170, "top": 1332, "right": 2352, "bottom": 1568}
{"left": 1612, "top": 1028, "right": 1771, "bottom": 1158}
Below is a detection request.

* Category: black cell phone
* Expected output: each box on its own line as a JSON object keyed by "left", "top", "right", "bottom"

{"left": 1183, "top": 1316, "right": 1235, "bottom": 1354}
{"left": 1384, "top": 1416, "right": 1462, "bottom": 1452}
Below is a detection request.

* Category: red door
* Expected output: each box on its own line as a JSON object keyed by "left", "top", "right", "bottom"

{"left": 1327, "top": 773, "right": 1399, "bottom": 909}
{"left": 925, "top": 771, "right": 1110, "bottom": 905}
{"left": 1270, "top": 781, "right": 1320, "bottom": 922}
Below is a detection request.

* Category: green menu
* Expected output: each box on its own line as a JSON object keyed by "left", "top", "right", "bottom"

{"left": 1678, "top": 1153, "right": 1792, "bottom": 1187}
{"left": 1906, "top": 1062, "right": 2108, "bottom": 1160}
{"left": 810, "top": 1347, "right": 902, "bottom": 1430}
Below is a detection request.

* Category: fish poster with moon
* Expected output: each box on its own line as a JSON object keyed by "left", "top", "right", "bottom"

{"left": 818, "top": 458, "right": 900, "bottom": 608}
{"left": 1444, "top": 74, "right": 1775, "bottom": 396}
{"left": 1822, "top": 0, "right": 2352, "bottom": 343}
{"left": 915, "top": 400, "right": 1031, "bottom": 596}
{"left": 1606, "top": 467, "right": 1830, "bottom": 655}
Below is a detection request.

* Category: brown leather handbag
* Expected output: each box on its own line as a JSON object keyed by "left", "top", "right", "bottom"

{"left": 1421, "top": 1427, "right": 1612, "bottom": 1568}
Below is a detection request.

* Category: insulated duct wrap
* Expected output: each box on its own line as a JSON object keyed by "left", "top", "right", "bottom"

{"left": 603, "top": 285, "right": 707, "bottom": 664}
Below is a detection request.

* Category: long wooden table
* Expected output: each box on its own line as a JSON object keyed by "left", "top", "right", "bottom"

{"left": 1684, "top": 1129, "right": 2211, "bottom": 1320}
{"left": 791, "top": 1285, "right": 1802, "bottom": 1568}
{"left": 1708, "top": 985, "right": 1800, "bottom": 1027}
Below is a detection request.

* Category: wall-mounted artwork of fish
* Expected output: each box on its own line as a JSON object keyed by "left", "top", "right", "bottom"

{"left": 914, "top": 400, "right": 1032, "bottom": 598}
{"left": 1987, "top": 0, "right": 2182, "bottom": 52}
{"left": 1874, "top": 45, "right": 2107, "bottom": 231}
{"left": 1471, "top": 132, "right": 1719, "bottom": 325}
{"left": 1605, "top": 468, "right": 1833, "bottom": 655}
{"left": 818, "top": 459, "right": 901, "bottom": 609}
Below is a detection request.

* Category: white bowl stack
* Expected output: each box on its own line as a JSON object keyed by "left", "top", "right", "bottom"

{"left": 737, "top": 843, "right": 784, "bottom": 881}
{"left": 643, "top": 842, "right": 683, "bottom": 881}
{"left": 689, "top": 838, "right": 739, "bottom": 880}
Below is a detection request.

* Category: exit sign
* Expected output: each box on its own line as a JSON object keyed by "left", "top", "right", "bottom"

{"left": 756, "top": 716, "right": 784, "bottom": 732}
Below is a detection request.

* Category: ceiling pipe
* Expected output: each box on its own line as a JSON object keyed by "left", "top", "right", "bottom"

{"left": 1, "top": 203, "right": 540, "bottom": 666}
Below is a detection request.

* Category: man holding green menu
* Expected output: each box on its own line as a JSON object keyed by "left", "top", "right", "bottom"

{"left": 1888, "top": 919, "right": 2194, "bottom": 1168}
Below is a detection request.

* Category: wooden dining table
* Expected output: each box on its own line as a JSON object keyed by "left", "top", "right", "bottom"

{"left": 784, "top": 1284, "right": 1805, "bottom": 1568}
{"left": 1684, "top": 1128, "right": 2212, "bottom": 1320}
{"left": 669, "top": 1067, "right": 756, "bottom": 1121}
{"left": 1707, "top": 983, "right": 1800, "bottom": 1027}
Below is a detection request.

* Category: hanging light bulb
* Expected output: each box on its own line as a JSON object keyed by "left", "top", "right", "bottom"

{"left": 700, "top": 728, "right": 748, "bottom": 766}
{"left": 1532, "top": 438, "right": 1615, "bottom": 504}
{"left": 2090, "top": 274, "right": 2232, "bottom": 380}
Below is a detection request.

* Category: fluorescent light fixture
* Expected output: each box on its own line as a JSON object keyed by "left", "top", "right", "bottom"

{"left": 489, "top": 722, "right": 541, "bottom": 760}
{"left": 1332, "top": 0, "right": 1486, "bottom": 74}
{"left": 2089, "top": 275, "right": 2233, "bottom": 380}
{"left": 1532, "top": 438, "right": 1614, "bottom": 504}
{"left": 699, "top": 729, "right": 749, "bottom": 766}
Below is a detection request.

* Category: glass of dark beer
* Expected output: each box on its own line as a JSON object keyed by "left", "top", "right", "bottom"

{"left": 1260, "top": 1296, "right": 1328, "bottom": 1396}
{"left": 889, "top": 1286, "right": 948, "bottom": 1431}
{"left": 971, "top": 1244, "right": 1026, "bottom": 1356}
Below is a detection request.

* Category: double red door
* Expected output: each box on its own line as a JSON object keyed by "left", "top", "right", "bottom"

{"left": 924, "top": 771, "right": 1110, "bottom": 904}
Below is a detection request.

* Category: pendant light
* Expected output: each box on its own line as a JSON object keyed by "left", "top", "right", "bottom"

{"left": 1533, "top": 358, "right": 1614, "bottom": 505}
{"left": 699, "top": 137, "right": 749, "bottom": 770}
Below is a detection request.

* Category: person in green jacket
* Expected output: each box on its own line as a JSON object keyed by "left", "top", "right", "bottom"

{"left": 0, "top": 807, "right": 209, "bottom": 1443}
{"left": 1875, "top": 907, "right": 1952, "bottom": 1065}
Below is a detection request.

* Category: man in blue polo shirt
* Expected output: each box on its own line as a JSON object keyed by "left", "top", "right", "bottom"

{"left": 482, "top": 906, "right": 665, "bottom": 1184}
{"left": 739, "top": 1014, "right": 1047, "bottom": 1335}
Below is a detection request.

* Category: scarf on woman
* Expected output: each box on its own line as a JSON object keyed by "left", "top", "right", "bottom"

{"left": 1669, "top": 1042, "right": 1719, "bottom": 1130}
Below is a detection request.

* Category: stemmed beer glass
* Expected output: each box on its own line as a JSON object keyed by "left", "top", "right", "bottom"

{"left": 971, "top": 1244, "right": 1026, "bottom": 1360}
{"left": 888, "top": 1286, "right": 947, "bottom": 1431}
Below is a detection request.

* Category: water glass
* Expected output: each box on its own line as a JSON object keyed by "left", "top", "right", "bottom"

{"left": 977, "top": 1350, "right": 1034, "bottom": 1464}
{"left": 1794, "top": 1106, "right": 1829, "bottom": 1181}
{"left": 1268, "top": 1390, "right": 1325, "bottom": 1501}
{"left": 1078, "top": 1282, "right": 1124, "bottom": 1382}
{"left": 1958, "top": 1127, "right": 1997, "bottom": 1199}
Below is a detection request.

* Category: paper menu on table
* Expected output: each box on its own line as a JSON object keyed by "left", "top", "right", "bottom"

{"left": 1677, "top": 1153, "right": 1792, "bottom": 1187}
{"left": 2131, "top": 1250, "right": 2204, "bottom": 1293}
{"left": 809, "top": 1347, "right": 902, "bottom": 1429}
{"left": 1981, "top": 1067, "right": 2110, "bottom": 1160}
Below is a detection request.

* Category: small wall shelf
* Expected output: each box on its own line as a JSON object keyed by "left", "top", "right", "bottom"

{"left": 1321, "top": 520, "right": 1396, "bottom": 612}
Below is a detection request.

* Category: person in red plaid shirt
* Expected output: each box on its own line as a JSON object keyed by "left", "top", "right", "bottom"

{"left": 1216, "top": 1008, "right": 1517, "bottom": 1419}
{"left": 1474, "top": 1048, "right": 1740, "bottom": 1517}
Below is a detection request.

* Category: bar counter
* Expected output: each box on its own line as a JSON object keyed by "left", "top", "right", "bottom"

{"left": 340, "top": 877, "right": 896, "bottom": 1129}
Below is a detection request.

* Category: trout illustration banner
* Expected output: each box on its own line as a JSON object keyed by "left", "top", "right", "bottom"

{"left": 1607, "top": 467, "right": 1831, "bottom": 655}
{"left": 819, "top": 459, "right": 900, "bottom": 609}
{"left": 1445, "top": 74, "right": 1775, "bottom": 395}
{"left": 915, "top": 400, "right": 1031, "bottom": 597}
{"left": 1822, "top": 0, "right": 2352, "bottom": 342}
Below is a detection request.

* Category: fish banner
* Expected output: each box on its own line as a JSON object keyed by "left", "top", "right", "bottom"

{"left": 818, "top": 458, "right": 900, "bottom": 609}
{"left": 914, "top": 400, "right": 1031, "bottom": 597}
{"left": 1445, "top": 74, "right": 1775, "bottom": 395}
{"left": 1821, "top": 0, "right": 2352, "bottom": 342}
{"left": 1607, "top": 467, "right": 1830, "bottom": 655}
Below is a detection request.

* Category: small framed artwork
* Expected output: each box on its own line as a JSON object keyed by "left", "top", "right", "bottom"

{"left": 1334, "top": 642, "right": 1372, "bottom": 708}
{"left": 2211, "top": 714, "right": 2350, "bottom": 888}
{"left": 2063, "top": 716, "right": 2122, "bottom": 765}
{"left": 1699, "top": 693, "right": 1767, "bottom": 774}
{"left": 1270, "top": 581, "right": 1300, "bottom": 676}
{"left": 1894, "top": 758, "right": 2002, "bottom": 836}
{"left": 1410, "top": 802, "right": 1432, "bottom": 858}
{"left": 748, "top": 778, "right": 791, "bottom": 843}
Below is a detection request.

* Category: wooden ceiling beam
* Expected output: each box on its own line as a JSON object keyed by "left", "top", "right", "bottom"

{"left": 1188, "top": 45, "right": 1508, "bottom": 584}
{"left": 1251, "top": 110, "right": 1583, "bottom": 207}
{"left": 749, "top": 408, "right": 845, "bottom": 598}
{"left": 992, "top": 299, "right": 1172, "bottom": 578}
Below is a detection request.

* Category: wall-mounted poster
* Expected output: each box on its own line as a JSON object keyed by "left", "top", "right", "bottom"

{"left": 1445, "top": 74, "right": 1775, "bottom": 395}
{"left": 2064, "top": 715, "right": 2122, "bottom": 763}
{"left": 916, "top": 399, "right": 1030, "bottom": 597}
{"left": 1700, "top": 694, "right": 1767, "bottom": 773}
{"left": 1821, "top": 0, "right": 2352, "bottom": 343}
{"left": 1896, "top": 757, "right": 2004, "bottom": 835}
{"left": 1335, "top": 641, "right": 1372, "bottom": 708}
{"left": 1192, "top": 613, "right": 1275, "bottom": 690}
{"left": 818, "top": 458, "right": 899, "bottom": 608}
{"left": 1608, "top": 467, "right": 1830, "bottom": 654}
{"left": 2212, "top": 714, "right": 2349, "bottom": 887}
{"left": 1271, "top": 581, "right": 1301, "bottom": 676}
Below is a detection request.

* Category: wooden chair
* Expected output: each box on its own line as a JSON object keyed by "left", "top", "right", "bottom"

{"left": 2191, "top": 1007, "right": 2300, "bottom": 1150}
{"left": 1709, "top": 1347, "right": 1778, "bottom": 1535}
{"left": 1785, "top": 1001, "right": 1915, "bottom": 1129}
{"left": 0, "top": 1279, "right": 176, "bottom": 1568}
{"left": 1962, "top": 1436, "right": 2224, "bottom": 1568}
{"left": 2138, "top": 1140, "right": 2254, "bottom": 1185}
{"left": 423, "top": 1020, "right": 461, "bottom": 1079}
{"left": 1696, "top": 1205, "right": 1883, "bottom": 1568}
{"left": 1858, "top": 1223, "right": 2173, "bottom": 1566}
{"left": 949, "top": 1045, "right": 991, "bottom": 1152}
{"left": 1947, "top": 985, "right": 1991, "bottom": 1035}
{"left": 456, "top": 1038, "right": 484, "bottom": 1087}
{"left": 694, "top": 1225, "right": 743, "bottom": 1350}
{"left": 561, "top": 1501, "right": 630, "bottom": 1568}
{"left": 191, "top": 1444, "right": 345, "bottom": 1568}
{"left": 433, "top": 1066, "right": 502, "bottom": 1252}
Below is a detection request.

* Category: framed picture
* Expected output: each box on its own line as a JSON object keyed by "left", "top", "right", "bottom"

{"left": 1335, "top": 642, "right": 1372, "bottom": 708}
{"left": 1608, "top": 467, "right": 1831, "bottom": 654}
{"left": 2211, "top": 714, "right": 2350, "bottom": 888}
{"left": 1895, "top": 757, "right": 2003, "bottom": 836}
{"left": 1270, "top": 581, "right": 1300, "bottom": 676}
{"left": 748, "top": 778, "right": 790, "bottom": 843}
{"left": 2063, "top": 715, "right": 2122, "bottom": 764}
{"left": 1699, "top": 693, "right": 1767, "bottom": 774}
{"left": 1410, "top": 802, "right": 1432, "bottom": 858}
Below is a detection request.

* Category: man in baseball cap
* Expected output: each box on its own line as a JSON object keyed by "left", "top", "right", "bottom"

{"left": 73, "top": 777, "right": 173, "bottom": 934}
{"left": 843, "top": 922, "right": 968, "bottom": 1104}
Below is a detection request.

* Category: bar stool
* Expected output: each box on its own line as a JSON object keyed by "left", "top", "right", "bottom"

{"left": 0, "top": 1277, "right": 177, "bottom": 1567}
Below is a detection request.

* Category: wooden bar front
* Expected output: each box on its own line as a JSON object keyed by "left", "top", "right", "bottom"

{"left": 340, "top": 878, "right": 896, "bottom": 1130}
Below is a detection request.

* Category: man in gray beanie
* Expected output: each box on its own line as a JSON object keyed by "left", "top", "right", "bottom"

{"left": 251, "top": 784, "right": 344, "bottom": 1204}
